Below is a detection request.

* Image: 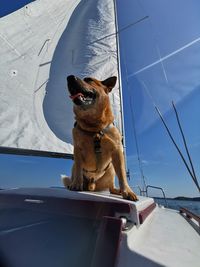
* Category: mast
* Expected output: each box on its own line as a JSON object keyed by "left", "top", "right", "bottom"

{"left": 113, "top": 0, "right": 128, "bottom": 168}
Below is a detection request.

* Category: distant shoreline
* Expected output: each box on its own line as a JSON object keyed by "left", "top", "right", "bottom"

{"left": 154, "top": 196, "right": 200, "bottom": 201}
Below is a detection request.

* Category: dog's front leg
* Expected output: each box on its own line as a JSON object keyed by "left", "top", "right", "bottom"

{"left": 112, "top": 147, "right": 138, "bottom": 201}
{"left": 69, "top": 146, "right": 83, "bottom": 191}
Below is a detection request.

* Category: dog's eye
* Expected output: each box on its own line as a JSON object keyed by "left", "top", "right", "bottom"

{"left": 84, "top": 77, "right": 93, "bottom": 83}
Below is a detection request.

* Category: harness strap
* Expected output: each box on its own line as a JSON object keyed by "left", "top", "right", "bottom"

{"left": 74, "top": 121, "right": 113, "bottom": 175}
{"left": 83, "top": 161, "right": 112, "bottom": 175}
{"left": 93, "top": 131, "right": 104, "bottom": 153}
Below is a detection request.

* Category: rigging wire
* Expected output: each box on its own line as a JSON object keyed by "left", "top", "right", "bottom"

{"left": 113, "top": 0, "right": 149, "bottom": 187}
{"left": 141, "top": 45, "right": 200, "bottom": 192}
{"left": 121, "top": 47, "right": 146, "bottom": 191}
{"left": 118, "top": 16, "right": 149, "bottom": 34}
{"left": 87, "top": 15, "right": 148, "bottom": 46}
{"left": 141, "top": 73, "right": 200, "bottom": 192}
{"left": 172, "top": 102, "right": 200, "bottom": 191}
{"left": 140, "top": 71, "right": 200, "bottom": 192}
{"left": 113, "top": 0, "right": 128, "bottom": 172}
{"left": 172, "top": 101, "right": 198, "bottom": 181}
{"left": 132, "top": 0, "right": 200, "bottom": 193}
{"left": 114, "top": 0, "right": 199, "bottom": 192}
{"left": 155, "top": 24, "right": 199, "bottom": 192}
{"left": 155, "top": 105, "right": 200, "bottom": 192}
{"left": 142, "top": 41, "right": 200, "bottom": 191}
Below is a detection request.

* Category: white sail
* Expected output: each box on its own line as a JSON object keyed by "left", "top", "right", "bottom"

{"left": 0, "top": 0, "right": 121, "bottom": 154}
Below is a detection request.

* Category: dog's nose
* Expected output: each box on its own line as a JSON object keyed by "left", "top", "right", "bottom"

{"left": 67, "top": 75, "right": 77, "bottom": 83}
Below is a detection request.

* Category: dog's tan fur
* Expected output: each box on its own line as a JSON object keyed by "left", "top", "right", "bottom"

{"left": 62, "top": 75, "right": 138, "bottom": 201}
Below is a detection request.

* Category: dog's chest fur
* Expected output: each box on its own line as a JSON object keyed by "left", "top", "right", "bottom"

{"left": 73, "top": 126, "right": 122, "bottom": 174}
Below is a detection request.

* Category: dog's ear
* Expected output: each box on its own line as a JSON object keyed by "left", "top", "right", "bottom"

{"left": 102, "top": 76, "right": 117, "bottom": 93}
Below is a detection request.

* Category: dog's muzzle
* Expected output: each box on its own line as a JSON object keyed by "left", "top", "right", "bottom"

{"left": 67, "top": 75, "right": 96, "bottom": 106}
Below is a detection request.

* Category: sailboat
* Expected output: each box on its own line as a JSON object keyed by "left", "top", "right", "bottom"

{"left": 0, "top": 0, "right": 200, "bottom": 266}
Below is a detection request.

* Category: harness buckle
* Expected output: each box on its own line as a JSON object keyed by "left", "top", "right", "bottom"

{"left": 93, "top": 132, "right": 104, "bottom": 153}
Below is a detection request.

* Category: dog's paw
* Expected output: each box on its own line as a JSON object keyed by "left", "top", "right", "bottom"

{"left": 122, "top": 188, "right": 138, "bottom": 201}
{"left": 109, "top": 187, "right": 121, "bottom": 195}
{"left": 88, "top": 180, "right": 96, "bottom": 191}
{"left": 68, "top": 180, "right": 83, "bottom": 191}
{"left": 61, "top": 175, "right": 71, "bottom": 188}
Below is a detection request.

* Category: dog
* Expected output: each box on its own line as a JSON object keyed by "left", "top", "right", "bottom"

{"left": 62, "top": 75, "right": 138, "bottom": 201}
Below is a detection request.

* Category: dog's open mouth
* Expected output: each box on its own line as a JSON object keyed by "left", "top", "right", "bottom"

{"left": 67, "top": 75, "right": 96, "bottom": 106}
{"left": 69, "top": 90, "right": 96, "bottom": 106}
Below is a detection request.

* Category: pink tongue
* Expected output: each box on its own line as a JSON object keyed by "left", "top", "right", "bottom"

{"left": 69, "top": 93, "right": 84, "bottom": 100}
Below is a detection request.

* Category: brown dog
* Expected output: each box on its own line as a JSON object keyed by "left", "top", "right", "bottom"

{"left": 62, "top": 75, "right": 138, "bottom": 201}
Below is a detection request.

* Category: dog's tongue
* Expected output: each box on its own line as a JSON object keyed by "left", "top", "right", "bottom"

{"left": 69, "top": 92, "right": 84, "bottom": 101}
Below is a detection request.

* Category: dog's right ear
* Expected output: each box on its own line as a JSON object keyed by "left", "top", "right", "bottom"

{"left": 102, "top": 76, "right": 117, "bottom": 93}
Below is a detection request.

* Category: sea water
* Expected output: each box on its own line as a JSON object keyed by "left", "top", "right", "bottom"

{"left": 154, "top": 198, "right": 200, "bottom": 215}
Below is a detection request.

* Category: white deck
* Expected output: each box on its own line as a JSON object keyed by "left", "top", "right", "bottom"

{"left": 118, "top": 206, "right": 200, "bottom": 267}
{"left": 0, "top": 188, "right": 199, "bottom": 267}
{"left": 0, "top": 187, "right": 154, "bottom": 225}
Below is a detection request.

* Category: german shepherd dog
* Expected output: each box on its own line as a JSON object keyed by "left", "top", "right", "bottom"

{"left": 62, "top": 75, "right": 138, "bottom": 201}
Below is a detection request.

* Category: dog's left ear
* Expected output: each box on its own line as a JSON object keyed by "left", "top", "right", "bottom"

{"left": 102, "top": 76, "right": 117, "bottom": 93}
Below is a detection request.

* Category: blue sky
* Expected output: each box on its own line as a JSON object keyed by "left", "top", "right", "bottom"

{"left": 117, "top": 0, "right": 200, "bottom": 197}
{"left": 0, "top": 0, "right": 34, "bottom": 17}
{"left": 0, "top": 0, "right": 199, "bottom": 197}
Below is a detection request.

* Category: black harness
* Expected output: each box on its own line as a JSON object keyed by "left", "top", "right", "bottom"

{"left": 74, "top": 121, "right": 113, "bottom": 178}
